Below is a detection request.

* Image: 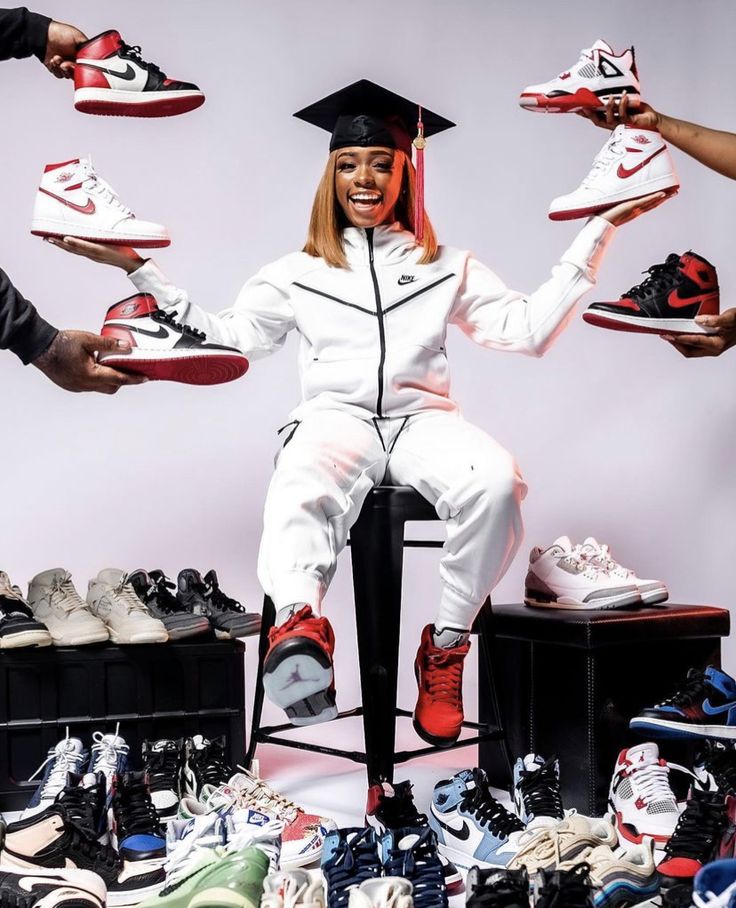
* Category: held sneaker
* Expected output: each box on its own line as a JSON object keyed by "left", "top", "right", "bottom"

{"left": 608, "top": 743, "right": 682, "bottom": 844}
{"left": 28, "top": 569, "right": 109, "bottom": 646}
{"left": 128, "top": 570, "right": 210, "bottom": 640}
{"left": 262, "top": 605, "right": 338, "bottom": 727}
{"left": 23, "top": 735, "right": 89, "bottom": 819}
{"left": 0, "top": 867, "right": 107, "bottom": 908}
{"left": 629, "top": 667, "right": 736, "bottom": 740}
{"left": 365, "top": 780, "right": 462, "bottom": 892}
{"left": 99, "top": 296, "right": 249, "bottom": 386}
{"left": 577, "top": 540, "right": 668, "bottom": 605}
{"left": 202, "top": 570, "right": 261, "bottom": 638}
{"left": 0, "top": 573, "right": 53, "bottom": 649}
{"left": 657, "top": 788, "right": 728, "bottom": 882}
{"left": 513, "top": 754, "right": 565, "bottom": 831}
{"left": 429, "top": 768, "right": 525, "bottom": 870}
{"left": 87, "top": 570, "right": 168, "bottom": 644}
{"left": 111, "top": 772, "right": 166, "bottom": 862}
{"left": 548, "top": 125, "right": 679, "bottom": 221}
{"left": 262, "top": 870, "right": 327, "bottom": 908}
{"left": 379, "top": 826, "right": 447, "bottom": 908}
{"left": 583, "top": 252, "right": 720, "bottom": 336}
{"left": 31, "top": 157, "right": 170, "bottom": 247}
{"left": 520, "top": 40, "right": 640, "bottom": 113}
{"left": 525, "top": 537, "right": 641, "bottom": 611}
{"left": 141, "top": 739, "right": 183, "bottom": 821}
{"left": 466, "top": 867, "right": 529, "bottom": 908}
{"left": 534, "top": 863, "right": 595, "bottom": 908}
{"left": 571, "top": 841, "right": 659, "bottom": 908}
{"left": 508, "top": 814, "right": 617, "bottom": 873}
{"left": 321, "top": 828, "right": 382, "bottom": 908}
{"left": 74, "top": 31, "right": 204, "bottom": 118}
{"left": 413, "top": 624, "right": 470, "bottom": 747}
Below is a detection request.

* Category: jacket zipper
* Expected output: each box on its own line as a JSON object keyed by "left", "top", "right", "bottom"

{"left": 366, "top": 227, "right": 386, "bottom": 417}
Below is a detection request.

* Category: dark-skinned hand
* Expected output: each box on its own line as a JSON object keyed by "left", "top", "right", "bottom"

{"left": 44, "top": 20, "right": 87, "bottom": 79}
{"left": 661, "top": 309, "right": 736, "bottom": 358}
{"left": 32, "top": 330, "right": 147, "bottom": 393}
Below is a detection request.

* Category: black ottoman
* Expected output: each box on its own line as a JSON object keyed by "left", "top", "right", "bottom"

{"left": 481, "top": 603, "right": 730, "bottom": 815}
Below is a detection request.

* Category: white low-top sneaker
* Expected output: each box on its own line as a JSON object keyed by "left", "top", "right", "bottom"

{"left": 520, "top": 39, "right": 640, "bottom": 113}
{"left": 28, "top": 569, "right": 110, "bottom": 645}
{"left": 549, "top": 125, "right": 679, "bottom": 220}
{"left": 579, "top": 539, "right": 669, "bottom": 605}
{"left": 525, "top": 536, "right": 642, "bottom": 610}
{"left": 87, "top": 569, "right": 168, "bottom": 644}
{"left": 31, "top": 157, "right": 170, "bottom": 247}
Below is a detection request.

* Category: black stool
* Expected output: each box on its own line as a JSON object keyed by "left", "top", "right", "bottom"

{"left": 244, "top": 485, "right": 513, "bottom": 786}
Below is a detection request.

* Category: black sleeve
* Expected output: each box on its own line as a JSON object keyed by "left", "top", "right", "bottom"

{"left": 0, "top": 266, "right": 58, "bottom": 363}
{"left": 0, "top": 7, "right": 50, "bottom": 61}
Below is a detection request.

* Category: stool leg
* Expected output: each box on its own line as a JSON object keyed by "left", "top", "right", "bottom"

{"left": 475, "top": 597, "right": 514, "bottom": 786}
{"left": 244, "top": 595, "right": 275, "bottom": 770}
{"left": 350, "top": 500, "right": 405, "bottom": 786}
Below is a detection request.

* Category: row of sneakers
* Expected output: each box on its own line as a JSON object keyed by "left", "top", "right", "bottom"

{"left": 524, "top": 536, "right": 668, "bottom": 611}
{"left": 0, "top": 566, "right": 258, "bottom": 647}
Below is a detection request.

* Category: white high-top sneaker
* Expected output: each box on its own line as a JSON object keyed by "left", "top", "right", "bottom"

{"left": 31, "top": 157, "right": 170, "bottom": 247}
{"left": 579, "top": 538, "right": 669, "bottom": 605}
{"left": 87, "top": 569, "right": 168, "bottom": 644}
{"left": 28, "top": 569, "right": 110, "bottom": 646}
{"left": 520, "top": 39, "right": 640, "bottom": 113}
{"left": 525, "top": 536, "right": 642, "bottom": 610}
{"left": 549, "top": 125, "right": 679, "bottom": 220}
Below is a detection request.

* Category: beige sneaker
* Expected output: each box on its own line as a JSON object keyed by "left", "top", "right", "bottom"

{"left": 87, "top": 569, "right": 168, "bottom": 644}
{"left": 560, "top": 841, "right": 659, "bottom": 904}
{"left": 508, "top": 814, "right": 617, "bottom": 872}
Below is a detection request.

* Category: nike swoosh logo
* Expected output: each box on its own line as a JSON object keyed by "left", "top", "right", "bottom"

{"left": 39, "top": 188, "right": 95, "bottom": 215}
{"left": 616, "top": 146, "right": 666, "bottom": 179}
{"left": 667, "top": 290, "right": 715, "bottom": 310}
{"left": 433, "top": 814, "right": 471, "bottom": 840}
{"left": 78, "top": 61, "right": 137, "bottom": 81}
{"left": 702, "top": 699, "right": 736, "bottom": 717}
{"left": 124, "top": 325, "right": 170, "bottom": 340}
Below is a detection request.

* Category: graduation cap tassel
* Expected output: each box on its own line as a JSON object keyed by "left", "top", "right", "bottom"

{"left": 413, "top": 105, "right": 426, "bottom": 244}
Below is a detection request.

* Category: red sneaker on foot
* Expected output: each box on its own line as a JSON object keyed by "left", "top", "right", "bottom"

{"left": 263, "top": 606, "right": 337, "bottom": 726}
{"left": 413, "top": 624, "right": 470, "bottom": 747}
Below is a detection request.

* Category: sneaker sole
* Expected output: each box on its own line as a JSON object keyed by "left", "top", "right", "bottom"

{"left": 582, "top": 310, "right": 718, "bottom": 336}
{"left": 549, "top": 179, "right": 680, "bottom": 221}
{"left": 212, "top": 615, "right": 262, "bottom": 639}
{"left": 611, "top": 808, "right": 675, "bottom": 845}
{"left": 107, "top": 881, "right": 165, "bottom": 907}
{"left": 524, "top": 589, "right": 642, "bottom": 610}
{"left": 411, "top": 716, "right": 459, "bottom": 748}
{"left": 640, "top": 587, "right": 669, "bottom": 605}
{"left": 629, "top": 716, "right": 736, "bottom": 739}
{"left": 30, "top": 219, "right": 169, "bottom": 248}
{"left": 595, "top": 879, "right": 660, "bottom": 908}
{"left": 107, "top": 630, "right": 169, "bottom": 644}
{"left": 263, "top": 638, "right": 333, "bottom": 711}
{"left": 0, "top": 629, "right": 52, "bottom": 648}
{"left": 99, "top": 351, "right": 248, "bottom": 386}
{"left": 188, "top": 888, "right": 259, "bottom": 908}
{"left": 520, "top": 88, "right": 641, "bottom": 113}
{"left": 163, "top": 620, "right": 212, "bottom": 640}
{"left": 74, "top": 87, "right": 205, "bottom": 118}
{"left": 47, "top": 629, "right": 110, "bottom": 645}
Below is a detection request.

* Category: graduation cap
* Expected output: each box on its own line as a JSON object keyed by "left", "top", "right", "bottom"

{"left": 294, "top": 79, "right": 455, "bottom": 243}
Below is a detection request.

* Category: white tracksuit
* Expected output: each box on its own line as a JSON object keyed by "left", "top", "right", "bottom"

{"left": 129, "top": 217, "right": 615, "bottom": 628}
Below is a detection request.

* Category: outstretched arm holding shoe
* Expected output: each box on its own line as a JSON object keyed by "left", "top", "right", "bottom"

{"left": 0, "top": 6, "right": 86, "bottom": 76}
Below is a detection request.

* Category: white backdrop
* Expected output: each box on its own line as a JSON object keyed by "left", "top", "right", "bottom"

{"left": 1, "top": 1, "right": 735, "bottom": 732}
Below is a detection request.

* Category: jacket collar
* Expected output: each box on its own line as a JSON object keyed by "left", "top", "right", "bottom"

{"left": 342, "top": 222, "right": 418, "bottom": 266}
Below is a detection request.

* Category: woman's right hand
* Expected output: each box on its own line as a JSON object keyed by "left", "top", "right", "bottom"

{"left": 577, "top": 93, "right": 661, "bottom": 132}
{"left": 45, "top": 236, "right": 145, "bottom": 274}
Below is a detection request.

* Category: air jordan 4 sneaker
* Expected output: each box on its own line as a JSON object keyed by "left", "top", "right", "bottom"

{"left": 608, "top": 743, "right": 681, "bottom": 844}
{"left": 549, "top": 125, "right": 679, "bottom": 220}
{"left": 99, "top": 294, "right": 249, "bottom": 385}
{"left": 74, "top": 30, "right": 205, "bottom": 118}
{"left": 520, "top": 39, "right": 640, "bottom": 113}
{"left": 584, "top": 251, "right": 719, "bottom": 336}
{"left": 28, "top": 569, "right": 110, "bottom": 646}
{"left": 31, "top": 157, "right": 170, "bottom": 247}
{"left": 87, "top": 569, "right": 168, "bottom": 644}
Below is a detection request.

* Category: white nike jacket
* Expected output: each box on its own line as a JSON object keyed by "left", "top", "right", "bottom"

{"left": 129, "top": 217, "right": 615, "bottom": 420}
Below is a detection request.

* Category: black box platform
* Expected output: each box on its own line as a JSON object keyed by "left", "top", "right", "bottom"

{"left": 482, "top": 603, "right": 730, "bottom": 815}
{"left": 0, "top": 638, "right": 246, "bottom": 813}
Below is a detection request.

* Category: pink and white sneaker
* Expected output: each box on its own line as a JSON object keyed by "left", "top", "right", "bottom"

{"left": 549, "top": 125, "right": 679, "bottom": 220}
{"left": 609, "top": 743, "right": 683, "bottom": 845}
{"left": 520, "top": 39, "right": 640, "bottom": 113}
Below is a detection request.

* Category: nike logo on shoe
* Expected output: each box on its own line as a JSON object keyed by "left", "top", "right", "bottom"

{"left": 38, "top": 188, "right": 95, "bottom": 215}
{"left": 398, "top": 275, "right": 416, "bottom": 285}
{"left": 667, "top": 290, "right": 715, "bottom": 310}
{"left": 702, "top": 699, "right": 736, "bottom": 717}
{"left": 78, "top": 61, "right": 137, "bottom": 80}
{"left": 125, "top": 325, "right": 169, "bottom": 340}
{"left": 616, "top": 146, "right": 665, "bottom": 179}
{"left": 433, "top": 814, "right": 471, "bottom": 840}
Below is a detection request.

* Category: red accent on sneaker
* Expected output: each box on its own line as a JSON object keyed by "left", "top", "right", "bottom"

{"left": 76, "top": 30, "right": 124, "bottom": 61}
{"left": 657, "top": 855, "right": 704, "bottom": 879}
{"left": 105, "top": 294, "right": 159, "bottom": 321}
{"left": 413, "top": 623, "right": 470, "bottom": 747}
{"left": 365, "top": 783, "right": 384, "bottom": 819}
{"left": 43, "top": 159, "right": 80, "bottom": 173}
{"left": 266, "top": 606, "right": 336, "bottom": 671}
{"left": 100, "top": 325, "right": 135, "bottom": 347}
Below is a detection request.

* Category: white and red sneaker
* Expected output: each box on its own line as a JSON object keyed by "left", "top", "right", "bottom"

{"left": 609, "top": 743, "right": 683, "bottom": 845}
{"left": 549, "top": 125, "right": 679, "bottom": 221}
{"left": 99, "top": 294, "right": 249, "bottom": 385}
{"left": 74, "top": 31, "right": 204, "bottom": 118}
{"left": 31, "top": 157, "right": 170, "bottom": 247}
{"left": 520, "top": 39, "right": 640, "bottom": 113}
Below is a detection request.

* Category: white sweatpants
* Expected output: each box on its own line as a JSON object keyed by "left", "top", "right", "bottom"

{"left": 256, "top": 409, "right": 527, "bottom": 630}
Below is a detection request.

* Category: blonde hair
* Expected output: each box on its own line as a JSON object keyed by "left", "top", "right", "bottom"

{"left": 303, "top": 149, "right": 438, "bottom": 268}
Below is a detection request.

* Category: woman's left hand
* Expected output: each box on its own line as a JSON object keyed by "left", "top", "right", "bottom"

{"left": 599, "top": 191, "right": 673, "bottom": 226}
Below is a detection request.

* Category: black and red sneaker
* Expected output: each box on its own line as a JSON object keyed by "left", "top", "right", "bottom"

{"left": 263, "top": 606, "right": 337, "bottom": 726}
{"left": 99, "top": 294, "right": 249, "bottom": 385}
{"left": 583, "top": 251, "right": 719, "bottom": 335}
{"left": 657, "top": 787, "right": 727, "bottom": 884}
{"left": 74, "top": 31, "right": 205, "bottom": 118}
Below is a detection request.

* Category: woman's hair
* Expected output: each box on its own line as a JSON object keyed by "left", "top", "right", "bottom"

{"left": 303, "top": 149, "right": 438, "bottom": 268}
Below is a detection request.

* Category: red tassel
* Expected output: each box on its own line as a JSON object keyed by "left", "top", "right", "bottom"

{"left": 413, "top": 105, "right": 426, "bottom": 245}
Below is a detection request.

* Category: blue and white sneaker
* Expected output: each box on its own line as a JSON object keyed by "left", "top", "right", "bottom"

{"left": 22, "top": 733, "right": 89, "bottom": 818}
{"left": 513, "top": 754, "right": 565, "bottom": 830}
{"left": 88, "top": 729, "right": 130, "bottom": 809}
{"left": 321, "top": 828, "right": 382, "bottom": 908}
{"left": 630, "top": 668, "right": 736, "bottom": 740}
{"left": 111, "top": 771, "right": 166, "bottom": 862}
{"left": 379, "top": 826, "right": 447, "bottom": 908}
{"left": 428, "top": 769, "right": 525, "bottom": 869}
{"left": 583, "top": 841, "right": 659, "bottom": 908}
{"left": 692, "top": 858, "right": 736, "bottom": 908}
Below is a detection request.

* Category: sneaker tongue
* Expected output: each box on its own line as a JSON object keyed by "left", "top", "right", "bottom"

{"left": 98, "top": 568, "right": 124, "bottom": 586}
{"left": 457, "top": 768, "right": 477, "bottom": 790}
{"left": 551, "top": 536, "right": 573, "bottom": 554}
{"left": 591, "top": 38, "right": 614, "bottom": 53}
{"left": 57, "top": 737, "right": 85, "bottom": 756}
{"left": 581, "top": 537, "right": 601, "bottom": 555}
{"left": 627, "top": 742, "right": 659, "bottom": 765}
{"left": 80, "top": 773, "right": 99, "bottom": 790}
{"left": 523, "top": 753, "right": 546, "bottom": 772}
{"left": 397, "top": 832, "right": 421, "bottom": 850}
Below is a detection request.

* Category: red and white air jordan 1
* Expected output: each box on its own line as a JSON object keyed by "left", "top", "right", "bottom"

{"left": 520, "top": 39, "right": 640, "bottom": 113}
{"left": 31, "top": 157, "right": 170, "bottom": 247}
{"left": 74, "top": 31, "right": 204, "bottom": 118}
{"left": 549, "top": 125, "right": 679, "bottom": 220}
{"left": 99, "top": 294, "right": 249, "bottom": 385}
{"left": 584, "top": 251, "right": 720, "bottom": 335}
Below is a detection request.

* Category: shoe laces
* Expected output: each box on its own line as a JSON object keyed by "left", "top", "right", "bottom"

{"left": 581, "top": 130, "right": 625, "bottom": 187}
{"left": 80, "top": 159, "right": 133, "bottom": 218}
{"left": 62, "top": 810, "right": 121, "bottom": 874}
{"left": 692, "top": 880, "right": 736, "bottom": 908}
{"left": 224, "top": 813, "right": 284, "bottom": 866}
{"left": 625, "top": 254, "right": 681, "bottom": 302}
{"left": 376, "top": 782, "right": 427, "bottom": 828}
{"left": 114, "top": 776, "right": 163, "bottom": 840}
{"left": 27, "top": 731, "right": 87, "bottom": 802}
{"left": 147, "top": 572, "right": 184, "bottom": 616}
{"left": 151, "top": 309, "right": 206, "bottom": 341}
{"left": 270, "top": 606, "right": 332, "bottom": 651}
{"left": 517, "top": 757, "right": 564, "bottom": 822}
{"left": 324, "top": 828, "right": 381, "bottom": 908}
{"left": 56, "top": 776, "right": 104, "bottom": 838}
{"left": 624, "top": 759, "right": 677, "bottom": 808}
{"left": 121, "top": 42, "right": 165, "bottom": 79}
{"left": 144, "top": 741, "right": 180, "bottom": 793}
{"left": 90, "top": 730, "right": 129, "bottom": 783}
{"left": 204, "top": 571, "right": 247, "bottom": 615}
{"left": 165, "top": 814, "right": 227, "bottom": 884}
{"left": 231, "top": 767, "right": 301, "bottom": 822}
{"left": 113, "top": 573, "right": 156, "bottom": 617}
{"left": 48, "top": 572, "right": 89, "bottom": 615}
{"left": 462, "top": 770, "right": 525, "bottom": 838}
{"left": 471, "top": 871, "right": 529, "bottom": 908}
{"left": 423, "top": 648, "right": 465, "bottom": 706}
{"left": 657, "top": 668, "right": 709, "bottom": 710}
{"left": 664, "top": 792, "right": 727, "bottom": 861}
{"left": 0, "top": 573, "right": 27, "bottom": 605}
{"left": 382, "top": 827, "right": 446, "bottom": 908}
{"left": 535, "top": 863, "right": 594, "bottom": 908}
{"left": 191, "top": 738, "right": 233, "bottom": 790}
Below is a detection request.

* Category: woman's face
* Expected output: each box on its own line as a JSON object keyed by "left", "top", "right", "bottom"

{"left": 335, "top": 146, "right": 404, "bottom": 229}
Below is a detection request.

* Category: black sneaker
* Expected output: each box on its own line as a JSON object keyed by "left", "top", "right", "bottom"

{"left": 142, "top": 738, "right": 183, "bottom": 821}
{"left": 657, "top": 788, "right": 727, "bottom": 883}
{"left": 129, "top": 569, "right": 210, "bottom": 640}
{"left": 694, "top": 740, "right": 736, "bottom": 795}
{"left": 379, "top": 826, "right": 447, "bottom": 908}
{"left": 0, "top": 574, "right": 52, "bottom": 649}
{"left": 182, "top": 735, "right": 233, "bottom": 798}
{"left": 203, "top": 569, "right": 261, "bottom": 639}
{"left": 512, "top": 754, "right": 565, "bottom": 829}
{"left": 321, "top": 827, "right": 382, "bottom": 908}
{"left": 0, "top": 867, "right": 106, "bottom": 907}
{"left": 55, "top": 772, "right": 107, "bottom": 841}
{"left": 366, "top": 780, "right": 462, "bottom": 892}
{"left": 534, "top": 863, "right": 594, "bottom": 908}
{"left": 466, "top": 867, "right": 529, "bottom": 908}
{"left": 111, "top": 771, "right": 166, "bottom": 862}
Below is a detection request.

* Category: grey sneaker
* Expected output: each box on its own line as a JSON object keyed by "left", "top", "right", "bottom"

{"left": 128, "top": 570, "right": 210, "bottom": 640}
{"left": 177, "top": 568, "right": 261, "bottom": 639}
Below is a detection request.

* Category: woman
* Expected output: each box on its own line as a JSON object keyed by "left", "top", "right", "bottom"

{"left": 50, "top": 79, "right": 667, "bottom": 747}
